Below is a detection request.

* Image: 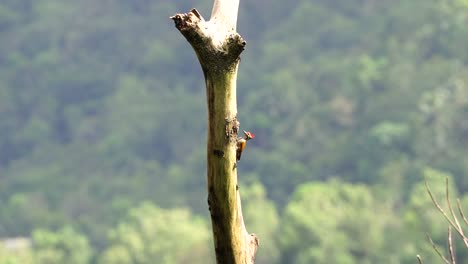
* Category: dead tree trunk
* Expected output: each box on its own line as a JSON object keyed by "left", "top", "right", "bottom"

{"left": 171, "top": 0, "right": 258, "bottom": 263}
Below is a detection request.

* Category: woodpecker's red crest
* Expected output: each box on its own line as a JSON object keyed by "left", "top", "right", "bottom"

{"left": 243, "top": 130, "right": 255, "bottom": 140}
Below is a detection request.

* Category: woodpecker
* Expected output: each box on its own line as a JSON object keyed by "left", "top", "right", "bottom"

{"left": 236, "top": 130, "right": 255, "bottom": 161}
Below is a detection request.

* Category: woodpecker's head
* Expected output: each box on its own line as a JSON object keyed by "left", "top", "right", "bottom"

{"left": 243, "top": 130, "right": 255, "bottom": 140}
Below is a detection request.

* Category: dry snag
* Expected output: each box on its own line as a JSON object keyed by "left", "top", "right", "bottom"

{"left": 171, "top": 0, "right": 258, "bottom": 263}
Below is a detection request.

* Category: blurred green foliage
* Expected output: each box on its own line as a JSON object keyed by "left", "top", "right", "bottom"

{"left": 280, "top": 180, "right": 392, "bottom": 264}
{"left": 0, "top": 0, "right": 468, "bottom": 263}
{"left": 98, "top": 202, "right": 212, "bottom": 264}
{"left": 32, "top": 226, "right": 92, "bottom": 264}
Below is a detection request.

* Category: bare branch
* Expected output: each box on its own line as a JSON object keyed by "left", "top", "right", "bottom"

{"left": 446, "top": 178, "right": 463, "bottom": 237}
{"left": 417, "top": 254, "right": 423, "bottom": 264}
{"left": 425, "top": 180, "right": 468, "bottom": 247}
{"left": 457, "top": 199, "right": 468, "bottom": 227}
{"left": 426, "top": 181, "right": 455, "bottom": 226}
{"left": 448, "top": 226, "right": 455, "bottom": 264}
{"left": 426, "top": 233, "right": 450, "bottom": 264}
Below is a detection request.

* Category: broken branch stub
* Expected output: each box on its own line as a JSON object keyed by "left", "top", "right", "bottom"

{"left": 170, "top": 9, "right": 246, "bottom": 74}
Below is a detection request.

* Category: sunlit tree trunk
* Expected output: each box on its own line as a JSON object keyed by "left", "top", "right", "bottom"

{"left": 171, "top": 0, "right": 258, "bottom": 263}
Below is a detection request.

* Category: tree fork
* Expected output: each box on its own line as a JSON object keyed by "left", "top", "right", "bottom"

{"left": 171, "top": 2, "right": 258, "bottom": 264}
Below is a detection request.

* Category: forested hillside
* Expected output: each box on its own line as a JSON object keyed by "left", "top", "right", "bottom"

{"left": 1, "top": 0, "right": 468, "bottom": 263}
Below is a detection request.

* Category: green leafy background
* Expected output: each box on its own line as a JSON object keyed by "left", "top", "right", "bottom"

{"left": 1, "top": 0, "right": 468, "bottom": 263}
